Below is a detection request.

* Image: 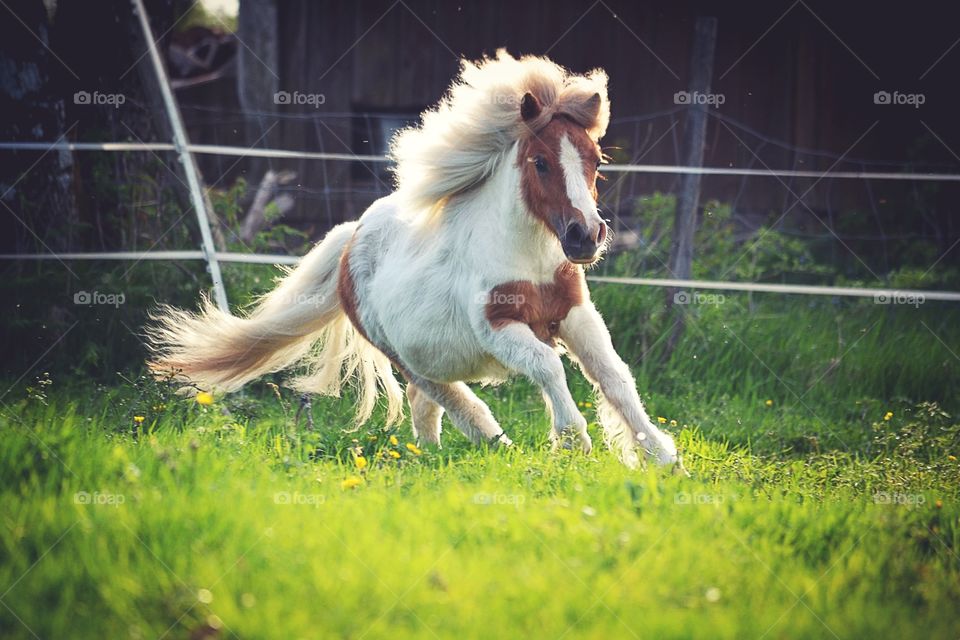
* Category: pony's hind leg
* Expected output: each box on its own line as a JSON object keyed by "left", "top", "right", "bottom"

{"left": 408, "top": 377, "right": 512, "bottom": 448}
{"left": 406, "top": 383, "right": 443, "bottom": 446}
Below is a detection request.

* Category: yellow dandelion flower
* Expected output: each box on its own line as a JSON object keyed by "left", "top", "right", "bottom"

{"left": 341, "top": 476, "right": 364, "bottom": 489}
{"left": 389, "top": 435, "right": 399, "bottom": 446}
{"left": 578, "top": 401, "right": 585, "bottom": 407}
{"left": 406, "top": 443, "right": 422, "bottom": 455}
{"left": 388, "top": 450, "right": 401, "bottom": 459}
{"left": 883, "top": 411, "right": 893, "bottom": 421}
{"left": 765, "top": 399, "right": 773, "bottom": 407}
{"left": 195, "top": 391, "right": 214, "bottom": 406}
{"left": 669, "top": 419, "right": 677, "bottom": 427}
{"left": 657, "top": 417, "right": 667, "bottom": 424}
{"left": 584, "top": 402, "right": 593, "bottom": 408}
{"left": 354, "top": 455, "right": 368, "bottom": 470}
{"left": 133, "top": 415, "right": 145, "bottom": 424}
{"left": 948, "top": 455, "right": 957, "bottom": 462}
{"left": 935, "top": 499, "right": 943, "bottom": 509}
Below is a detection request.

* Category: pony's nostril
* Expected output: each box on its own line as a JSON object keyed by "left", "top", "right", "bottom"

{"left": 596, "top": 222, "right": 607, "bottom": 244}
{"left": 565, "top": 221, "right": 587, "bottom": 245}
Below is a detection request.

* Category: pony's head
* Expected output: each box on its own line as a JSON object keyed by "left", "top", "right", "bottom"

{"left": 390, "top": 50, "right": 611, "bottom": 263}
{"left": 517, "top": 95, "right": 607, "bottom": 263}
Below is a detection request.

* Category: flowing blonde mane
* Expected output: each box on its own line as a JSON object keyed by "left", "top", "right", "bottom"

{"left": 389, "top": 49, "right": 610, "bottom": 214}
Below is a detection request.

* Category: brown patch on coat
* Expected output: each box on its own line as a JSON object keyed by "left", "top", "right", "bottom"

{"left": 337, "top": 236, "right": 412, "bottom": 378}
{"left": 484, "top": 263, "right": 585, "bottom": 344}
{"left": 518, "top": 116, "right": 602, "bottom": 239}
{"left": 336, "top": 236, "right": 369, "bottom": 343}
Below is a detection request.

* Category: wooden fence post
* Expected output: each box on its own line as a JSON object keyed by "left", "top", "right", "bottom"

{"left": 664, "top": 15, "right": 718, "bottom": 361}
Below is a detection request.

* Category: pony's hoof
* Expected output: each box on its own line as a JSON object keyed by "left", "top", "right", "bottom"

{"left": 414, "top": 431, "right": 442, "bottom": 449}
{"left": 489, "top": 432, "right": 513, "bottom": 449}
{"left": 637, "top": 432, "right": 680, "bottom": 468}
{"left": 579, "top": 433, "right": 593, "bottom": 454}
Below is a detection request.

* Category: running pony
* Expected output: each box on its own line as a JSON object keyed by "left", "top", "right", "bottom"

{"left": 147, "top": 50, "right": 680, "bottom": 468}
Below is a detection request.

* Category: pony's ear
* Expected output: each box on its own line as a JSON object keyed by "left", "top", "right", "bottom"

{"left": 520, "top": 93, "right": 542, "bottom": 121}
{"left": 583, "top": 92, "right": 602, "bottom": 120}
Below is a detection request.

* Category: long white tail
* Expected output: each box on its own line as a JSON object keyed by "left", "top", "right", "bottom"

{"left": 145, "top": 221, "right": 403, "bottom": 425}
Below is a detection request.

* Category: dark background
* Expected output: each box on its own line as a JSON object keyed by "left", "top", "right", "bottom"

{"left": 2, "top": 0, "right": 959, "bottom": 241}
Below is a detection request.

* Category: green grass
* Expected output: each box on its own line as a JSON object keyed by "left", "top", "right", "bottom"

{"left": 1, "top": 293, "right": 959, "bottom": 639}
{"left": 2, "top": 378, "right": 959, "bottom": 639}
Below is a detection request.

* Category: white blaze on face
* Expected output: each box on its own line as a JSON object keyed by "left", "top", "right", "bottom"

{"left": 559, "top": 135, "right": 603, "bottom": 232}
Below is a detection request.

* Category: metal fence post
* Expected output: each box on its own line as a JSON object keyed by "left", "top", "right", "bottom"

{"left": 130, "top": 0, "right": 230, "bottom": 312}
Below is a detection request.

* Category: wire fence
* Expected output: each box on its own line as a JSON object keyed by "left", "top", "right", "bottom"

{"left": 4, "top": 136, "right": 960, "bottom": 305}
{"left": 5, "top": 140, "right": 960, "bottom": 182}
{"left": 176, "top": 94, "right": 960, "bottom": 280}
{"left": 2, "top": 1, "right": 959, "bottom": 310}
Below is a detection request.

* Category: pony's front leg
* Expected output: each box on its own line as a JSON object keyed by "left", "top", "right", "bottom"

{"left": 559, "top": 303, "right": 679, "bottom": 467}
{"left": 480, "top": 323, "right": 591, "bottom": 453}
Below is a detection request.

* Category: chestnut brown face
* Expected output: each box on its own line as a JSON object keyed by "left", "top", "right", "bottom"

{"left": 518, "top": 95, "right": 607, "bottom": 264}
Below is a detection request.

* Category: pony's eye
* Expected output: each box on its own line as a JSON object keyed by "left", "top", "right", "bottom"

{"left": 534, "top": 156, "right": 548, "bottom": 174}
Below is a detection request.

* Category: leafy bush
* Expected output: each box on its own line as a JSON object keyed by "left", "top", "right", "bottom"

{"left": 606, "top": 192, "right": 834, "bottom": 283}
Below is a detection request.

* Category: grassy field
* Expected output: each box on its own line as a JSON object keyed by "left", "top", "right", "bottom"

{"left": 1, "top": 291, "right": 959, "bottom": 639}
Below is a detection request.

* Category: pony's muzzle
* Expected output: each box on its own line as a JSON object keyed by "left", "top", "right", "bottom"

{"left": 561, "top": 220, "right": 606, "bottom": 264}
